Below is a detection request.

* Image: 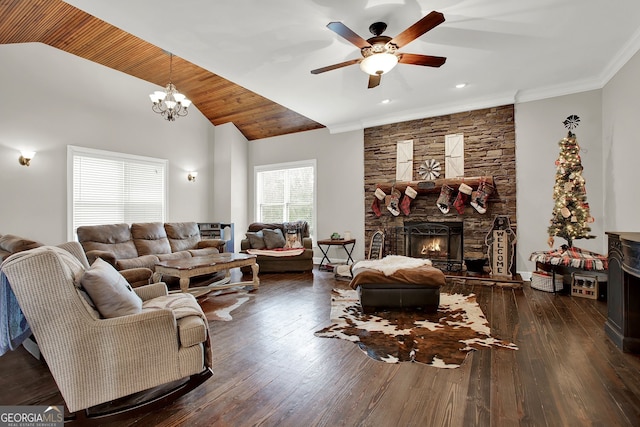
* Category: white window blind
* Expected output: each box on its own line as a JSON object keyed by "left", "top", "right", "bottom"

{"left": 255, "top": 160, "right": 316, "bottom": 238}
{"left": 68, "top": 146, "right": 168, "bottom": 240}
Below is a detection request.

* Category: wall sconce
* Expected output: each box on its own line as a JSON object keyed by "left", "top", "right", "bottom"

{"left": 187, "top": 171, "right": 198, "bottom": 182}
{"left": 19, "top": 150, "right": 36, "bottom": 166}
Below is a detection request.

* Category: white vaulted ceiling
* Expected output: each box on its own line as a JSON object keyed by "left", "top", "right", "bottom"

{"left": 64, "top": 0, "right": 640, "bottom": 134}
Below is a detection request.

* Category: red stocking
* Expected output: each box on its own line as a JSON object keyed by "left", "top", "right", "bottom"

{"left": 400, "top": 186, "right": 417, "bottom": 216}
{"left": 470, "top": 180, "right": 495, "bottom": 214}
{"left": 371, "top": 188, "right": 386, "bottom": 217}
{"left": 453, "top": 183, "right": 473, "bottom": 215}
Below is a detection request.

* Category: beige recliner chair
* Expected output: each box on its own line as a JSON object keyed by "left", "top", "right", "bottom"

{"left": 0, "top": 242, "right": 213, "bottom": 423}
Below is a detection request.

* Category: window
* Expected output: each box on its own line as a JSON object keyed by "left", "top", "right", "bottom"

{"left": 67, "top": 146, "right": 168, "bottom": 240}
{"left": 255, "top": 160, "right": 316, "bottom": 239}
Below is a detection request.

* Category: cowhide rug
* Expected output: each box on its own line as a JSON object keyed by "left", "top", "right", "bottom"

{"left": 198, "top": 290, "right": 253, "bottom": 321}
{"left": 315, "top": 288, "right": 517, "bottom": 368}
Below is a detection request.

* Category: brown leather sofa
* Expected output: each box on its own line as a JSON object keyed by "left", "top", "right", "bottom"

{"left": 76, "top": 222, "right": 226, "bottom": 277}
{"left": 0, "top": 233, "right": 151, "bottom": 287}
{"left": 0, "top": 234, "right": 43, "bottom": 262}
{"left": 240, "top": 221, "right": 313, "bottom": 273}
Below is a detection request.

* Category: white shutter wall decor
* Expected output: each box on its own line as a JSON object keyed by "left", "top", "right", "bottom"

{"left": 445, "top": 134, "right": 464, "bottom": 178}
{"left": 396, "top": 140, "right": 414, "bottom": 182}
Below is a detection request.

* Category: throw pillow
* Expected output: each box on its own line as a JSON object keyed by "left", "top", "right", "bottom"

{"left": 80, "top": 258, "right": 143, "bottom": 318}
{"left": 246, "top": 230, "right": 266, "bottom": 250}
{"left": 262, "top": 228, "right": 286, "bottom": 249}
{"left": 284, "top": 230, "right": 303, "bottom": 249}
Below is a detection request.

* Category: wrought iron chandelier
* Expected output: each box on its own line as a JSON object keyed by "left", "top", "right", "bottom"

{"left": 149, "top": 53, "right": 191, "bottom": 121}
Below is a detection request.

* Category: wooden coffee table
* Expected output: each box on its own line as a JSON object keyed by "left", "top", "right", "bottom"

{"left": 155, "top": 253, "right": 259, "bottom": 297}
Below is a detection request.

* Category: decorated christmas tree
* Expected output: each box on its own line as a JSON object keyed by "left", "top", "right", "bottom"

{"left": 547, "top": 115, "right": 595, "bottom": 248}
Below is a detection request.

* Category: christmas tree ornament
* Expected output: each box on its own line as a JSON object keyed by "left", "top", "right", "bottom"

{"left": 387, "top": 188, "right": 401, "bottom": 216}
{"left": 371, "top": 187, "right": 386, "bottom": 217}
{"left": 561, "top": 207, "right": 571, "bottom": 218}
{"left": 436, "top": 184, "right": 455, "bottom": 214}
{"left": 400, "top": 186, "right": 418, "bottom": 216}
{"left": 418, "top": 159, "right": 441, "bottom": 180}
{"left": 453, "top": 183, "right": 473, "bottom": 215}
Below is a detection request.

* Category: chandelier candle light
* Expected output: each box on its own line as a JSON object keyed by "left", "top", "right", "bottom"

{"left": 149, "top": 53, "right": 191, "bottom": 121}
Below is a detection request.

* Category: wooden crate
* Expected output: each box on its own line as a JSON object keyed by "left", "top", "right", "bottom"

{"left": 571, "top": 273, "right": 599, "bottom": 299}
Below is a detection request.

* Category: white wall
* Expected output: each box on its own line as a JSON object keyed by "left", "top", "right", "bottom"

{"left": 515, "top": 90, "right": 604, "bottom": 275}
{"left": 0, "top": 43, "right": 214, "bottom": 244}
{"left": 602, "top": 49, "right": 640, "bottom": 232}
{"left": 248, "top": 128, "right": 365, "bottom": 261}
{"left": 4, "top": 42, "right": 637, "bottom": 269}
{"left": 212, "top": 123, "right": 249, "bottom": 252}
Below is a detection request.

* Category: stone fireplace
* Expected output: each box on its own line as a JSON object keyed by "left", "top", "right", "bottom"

{"left": 389, "top": 221, "right": 464, "bottom": 271}
{"left": 364, "top": 105, "right": 517, "bottom": 264}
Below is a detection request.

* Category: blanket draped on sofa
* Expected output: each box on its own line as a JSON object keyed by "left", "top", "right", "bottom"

{"left": 0, "top": 271, "right": 30, "bottom": 355}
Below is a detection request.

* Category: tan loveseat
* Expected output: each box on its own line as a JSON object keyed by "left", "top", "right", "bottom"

{"left": 240, "top": 221, "right": 313, "bottom": 273}
{"left": 77, "top": 222, "right": 226, "bottom": 273}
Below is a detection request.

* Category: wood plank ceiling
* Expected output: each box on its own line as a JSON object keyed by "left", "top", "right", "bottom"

{"left": 0, "top": 0, "right": 324, "bottom": 140}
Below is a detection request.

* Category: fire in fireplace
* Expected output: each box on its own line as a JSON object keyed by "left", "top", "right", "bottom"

{"left": 390, "top": 221, "right": 463, "bottom": 271}
{"left": 421, "top": 239, "right": 442, "bottom": 257}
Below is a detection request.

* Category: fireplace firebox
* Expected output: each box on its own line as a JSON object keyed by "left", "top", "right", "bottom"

{"left": 389, "top": 222, "right": 463, "bottom": 271}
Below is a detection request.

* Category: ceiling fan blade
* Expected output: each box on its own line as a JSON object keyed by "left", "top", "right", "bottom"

{"left": 311, "top": 58, "right": 361, "bottom": 74}
{"left": 327, "top": 22, "right": 370, "bottom": 49}
{"left": 398, "top": 53, "right": 446, "bottom": 67}
{"left": 368, "top": 74, "right": 381, "bottom": 89}
{"left": 391, "top": 11, "right": 445, "bottom": 48}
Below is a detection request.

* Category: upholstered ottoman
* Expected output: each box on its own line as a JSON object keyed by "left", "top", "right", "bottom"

{"left": 357, "top": 283, "right": 441, "bottom": 313}
{"left": 349, "top": 256, "right": 446, "bottom": 314}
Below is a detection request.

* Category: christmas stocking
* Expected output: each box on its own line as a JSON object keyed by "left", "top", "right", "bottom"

{"left": 470, "top": 180, "right": 495, "bottom": 214}
{"left": 436, "top": 184, "right": 455, "bottom": 214}
{"left": 453, "top": 183, "right": 473, "bottom": 214}
{"left": 387, "top": 188, "right": 401, "bottom": 216}
{"left": 400, "top": 186, "right": 418, "bottom": 216}
{"left": 371, "top": 188, "right": 386, "bottom": 217}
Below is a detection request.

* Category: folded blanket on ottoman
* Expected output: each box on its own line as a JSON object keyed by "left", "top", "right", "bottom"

{"left": 350, "top": 255, "right": 446, "bottom": 289}
{"left": 348, "top": 256, "right": 446, "bottom": 312}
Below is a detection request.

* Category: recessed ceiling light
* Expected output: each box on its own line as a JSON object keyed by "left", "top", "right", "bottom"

{"left": 455, "top": 83, "right": 467, "bottom": 89}
{"left": 381, "top": 99, "right": 391, "bottom": 104}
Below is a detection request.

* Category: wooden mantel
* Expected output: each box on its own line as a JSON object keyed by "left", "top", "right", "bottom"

{"left": 375, "top": 176, "right": 495, "bottom": 195}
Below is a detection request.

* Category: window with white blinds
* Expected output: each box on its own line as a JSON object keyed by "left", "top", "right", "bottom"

{"left": 67, "top": 146, "right": 168, "bottom": 240}
{"left": 255, "top": 160, "right": 316, "bottom": 238}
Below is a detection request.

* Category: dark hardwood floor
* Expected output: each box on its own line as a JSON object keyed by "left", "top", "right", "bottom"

{"left": 2, "top": 268, "right": 640, "bottom": 426}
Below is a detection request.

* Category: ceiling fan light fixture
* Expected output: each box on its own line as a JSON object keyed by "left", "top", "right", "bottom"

{"left": 360, "top": 53, "right": 398, "bottom": 76}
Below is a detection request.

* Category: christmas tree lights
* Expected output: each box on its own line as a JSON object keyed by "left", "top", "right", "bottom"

{"left": 547, "top": 115, "right": 595, "bottom": 247}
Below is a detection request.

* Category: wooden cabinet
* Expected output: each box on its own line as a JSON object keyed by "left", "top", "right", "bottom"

{"left": 605, "top": 231, "right": 640, "bottom": 353}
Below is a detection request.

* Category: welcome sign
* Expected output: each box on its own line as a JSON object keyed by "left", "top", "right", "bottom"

{"left": 486, "top": 216, "right": 516, "bottom": 278}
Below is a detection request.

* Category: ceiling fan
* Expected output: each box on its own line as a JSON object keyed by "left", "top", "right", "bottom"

{"left": 311, "top": 11, "right": 446, "bottom": 89}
